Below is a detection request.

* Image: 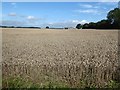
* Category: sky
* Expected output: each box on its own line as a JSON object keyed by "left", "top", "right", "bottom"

{"left": 1, "top": 2, "right": 119, "bottom": 28}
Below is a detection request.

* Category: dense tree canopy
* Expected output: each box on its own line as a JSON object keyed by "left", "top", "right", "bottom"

{"left": 76, "top": 24, "right": 82, "bottom": 29}
{"left": 107, "top": 8, "right": 120, "bottom": 29}
{"left": 46, "top": 26, "right": 49, "bottom": 29}
{"left": 82, "top": 23, "right": 89, "bottom": 29}
{"left": 96, "top": 20, "right": 110, "bottom": 29}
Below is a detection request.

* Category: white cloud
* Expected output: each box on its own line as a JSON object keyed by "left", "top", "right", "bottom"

{"left": 79, "top": 3, "right": 101, "bottom": 9}
{"left": 80, "top": 4, "right": 93, "bottom": 8}
{"left": 2, "top": 20, "right": 27, "bottom": 26}
{"left": 27, "top": 16, "right": 36, "bottom": 20}
{"left": 80, "top": 20, "right": 89, "bottom": 24}
{"left": 72, "top": 20, "right": 80, "bottom": 23}
{"left": 75, "top": 9, "right": 98, "bottom": 14}
{"left": 7, "top": 14, "right": 40, "bottom": 21}
{"left": 26, "top": 16, "right": 42, "bottom": 21}
{"left": 74, "top": 8, "right": 106, "bottom": 15}
{"left": 11, "top": 3, "right": 16, "bottom": 5}
{"left": 26, "top": 16, "right": 42, "bottom": 26}
{"left": 8, "top": 12, "right": 16, "bottom": 16}
{"left": 2, "top": 13, "right": 44, "bottom": 27}
{"left": 11, "top": 2, "right": 16, "bottom": 8}
{"left": 72, "top": 20, "right": 89, "bottom": 24}
{"left": 99, "top": 0, "right": 119, "bottom": 2}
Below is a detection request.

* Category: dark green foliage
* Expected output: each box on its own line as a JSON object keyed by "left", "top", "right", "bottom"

{"left": 107, "top": 8, "right": 120, "bottom": 29}
{"left": 96, "top": 20, "right": 111, "bottom": 29}
{"left": 87, "top": 22, "right": 96, "bottom": 29}
{"left": 82, "top": 23, "right": 89, "bottom": 29}
{"left": 3, "top": 77, "right": 120, "bottom": 88}
{"left": 76, "top": 24, "right": 82, "bottom": 29}
{"left": 2, "top": 76, "right": 69, "bottom": 88}
{"left": 65, "top": 27, "right": 68, "bottom": 29}
{"left": 46, "top": 26, "right": 49, "bottom": 29}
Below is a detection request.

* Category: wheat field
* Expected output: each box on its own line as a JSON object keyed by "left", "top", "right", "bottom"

{"left": 2, "top": 28, "right": 120, "bottom": 88}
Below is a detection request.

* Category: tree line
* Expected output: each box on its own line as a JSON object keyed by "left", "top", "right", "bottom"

{"left": 0, "top": 26, "right": 41, "bottom": 29}
{"left": 76, "top": 8, "right": 120, "bottom": 29}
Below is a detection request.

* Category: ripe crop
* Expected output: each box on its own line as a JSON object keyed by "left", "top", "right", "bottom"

{"left": 2, "top": 28, "right": 120, "bottom": 88}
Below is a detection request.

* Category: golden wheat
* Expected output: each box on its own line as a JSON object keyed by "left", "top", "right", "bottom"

{"left": 2, "top": 28, "right": 119, "bottom": 88}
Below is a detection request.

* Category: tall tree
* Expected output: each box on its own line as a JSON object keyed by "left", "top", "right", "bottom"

{"left": 46, "top": 26, "right": 49, "bottom": 29}
{"left": 76, "top": 24, "right": 82, "bottom": 29}
{"left": 107, "top": 8, "right": 120, "bottom": 29}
